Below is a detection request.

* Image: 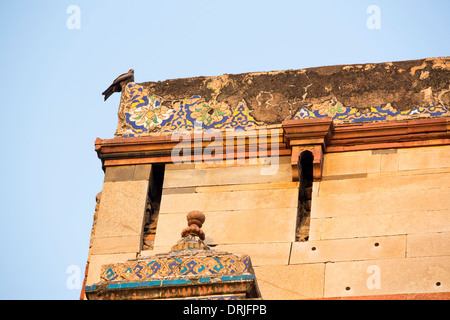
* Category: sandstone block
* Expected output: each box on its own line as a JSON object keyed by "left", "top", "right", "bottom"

{"left": 398, "top": 145, "right": 450, "bottom": 171}
{"left": 323, "top": 151, "right": 381, "bottom": 176}
{"left": 91, "top": 235, "right": 142, "bottom": 255}
{"left": 163, "top": 162, "right": 292, "bottom": 189}
{"left": 407, "top": 232, "right": 450, "bottom": 258}
{"left": 159, "top": 188, "right": 299, "bottom": 214}
{"left": 253, "top": 264, "right": 325, "bottom": 300}
{"left": 154, "top": 207, "right": 297, "bottom": 247}
{"left": 308, "top": 218, "right": 321, "bottom": 241}
{"left": 312, "top": 187, "right": 450, "bottom": 218}
{"left": 319, "top": 209, "right": 450, "bottom": 240}
{"left": 380, "top": 153, "right": 399, "bottom": 172}
{"left": 94, "top": 180, "right": 149, "bottom": 238}
{"left": 195, "top": 181, "right": 299, "bottom": 193}
{"left": 318, "top": 171, "right": 450, "bottom": 196}
{"left": 324, "top": 256, "right": 450, "bottom": 298}
{"left": 290, "top": 235, "right": 406, "bottom": 264}
{"left": 104, "top": 165, "right": 135, "bottom": 182}
{"left": 214, "top": 243, "right": 292, "bottom": 266}
{"left": 133, "top": 164, "right": 152, "bottom": 180}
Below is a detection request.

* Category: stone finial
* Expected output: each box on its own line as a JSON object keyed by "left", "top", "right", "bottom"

{"left": 181, "top": 210, "right": 206, "bottom": 240}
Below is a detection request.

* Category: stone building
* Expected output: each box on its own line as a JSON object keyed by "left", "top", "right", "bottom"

{"left": 81, "top": 57, "right": 450, "bottom": 300}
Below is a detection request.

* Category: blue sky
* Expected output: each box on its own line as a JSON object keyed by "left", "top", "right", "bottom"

{"left": 0, "top": 0, "right": 448, "bottom": 300}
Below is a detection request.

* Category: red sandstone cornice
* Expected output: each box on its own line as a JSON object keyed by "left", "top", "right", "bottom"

{"left": 95, "top": 130, "right": 289, "bottom": 168}
{"left": 282, "top": 118, "right": 334, "bottom": 148}
{"left": 328, "top": 116, "right": 450, "bottom": 152}
{"left": 95, "top": 117, "right": 450, "bottom": 174}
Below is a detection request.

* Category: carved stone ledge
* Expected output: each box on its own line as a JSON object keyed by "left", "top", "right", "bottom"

{"left": 282, "top": 118, "right": 334, "bottom": 181}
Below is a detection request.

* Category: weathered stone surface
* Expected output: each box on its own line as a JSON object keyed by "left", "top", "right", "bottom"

{"left": 104, "top": 164, "right": 152, "bottom": 182}
{"left": 319, "top": 209, "right": 450, "bottom": 240}
{"left": 133, "top": 164, "right": 152, "bottom": 180}
{"left": 115, "top": 57, "right": 450, "bottom": 137}
{"left": 398, "top": 145, "right": 450, "bottom": 171}
{"left": 323, "top": 151, "right": 381, "bottom": 176}
{"left": 154, "top": 208, "right": 297, "bottom": 247}
{"left": 159, "top": 188, "right": 299, "bottom": 214}
{"left": 324, "top": 256, "right": 450, "bottom": 298}
{"left": 318, "top": 169, "right": 450, "bottom": 196}
{"left": 406, "top": 232, "right": 450, "bottom": 258}
{"left": 380, "top": 153, "right": 399, "bottom": 172}
{"left": 194, "top": 154, "right": 290, "bottom": 169}
{"left": 94, "top": 180, "right": 149, "bottom": 238}
{"left": 214, "top": 243, "right": 292, "bottom": 266}
{"left": 163, "top": 162, "right": 292, "bottom": 188}
{"left": 165, "top": 163, "right": 195, "bottom": 171}
{"left": 290, "top": 235, "right": 406, "bottom": 264}
{"left": 253, "top": 264, "right": 325, "bottom": 299}
{"left": 308, "top": 218, "right": 321, "bottom": 241}
{"left": 312, "top": 187, "right": 450, "bottom": 218}
{"left": 195, "top": 181, "right": 299, "bottom": 193}
{"left": 141, "top": 58, "right": 450, "bottom": 114}
{"left": 104, "top": 165, "right": 135, "bottom": 182}
{"left": 91, "top": 236, "right": 142, "bottom": 255}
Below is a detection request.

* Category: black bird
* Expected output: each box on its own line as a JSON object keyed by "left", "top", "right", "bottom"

{"left": 102, "top": 69, "right": 134, "bottom": 101}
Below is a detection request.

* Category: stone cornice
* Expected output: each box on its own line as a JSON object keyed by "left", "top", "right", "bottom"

{"left": 95, "top": 116, "right": 450, "bottom": 181}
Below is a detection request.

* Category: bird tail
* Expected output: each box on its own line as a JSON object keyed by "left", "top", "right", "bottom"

{"left": 102, "top": 87, "right": 113, "bottom": 101}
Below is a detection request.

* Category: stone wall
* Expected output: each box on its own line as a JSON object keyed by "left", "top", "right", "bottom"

{"left": 83, "top": 57, "right": 450, "bottom": 299}
{"left": 85, "top": 165, "right": 152, "bottom": 287}
{"left": 85, "top": 126, "right": 450, "bottom": 300}
{"left": 133, "top": 144, "right": 449, "bottom": 299}
{"left": 153, "top": 156, "right": 298, "bottom": 251}
{"left": 256, "top": 145, "right": 450, "bottom": 299}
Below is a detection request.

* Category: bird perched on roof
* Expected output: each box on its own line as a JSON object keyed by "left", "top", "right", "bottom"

{"left": 102, "top": 69, "right": 134, "bottom": 101}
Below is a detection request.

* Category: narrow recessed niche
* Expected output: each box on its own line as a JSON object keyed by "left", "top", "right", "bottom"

{"left": 296, "top": 150, "right": 314, "bottom": 242}
{"left": 142, "top": 164, "right": 165, "bottom": 250}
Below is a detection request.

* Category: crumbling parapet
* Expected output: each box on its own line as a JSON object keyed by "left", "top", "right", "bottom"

{"left": 115, "top": 57, "right": 450, "bottom": 138}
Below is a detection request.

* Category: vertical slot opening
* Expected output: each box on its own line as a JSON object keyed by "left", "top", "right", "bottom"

{"left": 296, "top": 150, "right": 313, "bottom": 242}
{"left": 142, "top": 164, "right": 165, "bottom": 250}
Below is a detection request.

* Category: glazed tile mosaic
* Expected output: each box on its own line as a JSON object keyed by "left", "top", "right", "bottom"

{"left": 84, "top": 250, "right": 255, "bottom": 299}
{"left": 117, "top": 83, "right": 450, "bottom": 137}
{"left": 100, "top": 252, "right": 251, "bottom": 282}
{"left": 86, "top": 274, "right": 254, "bottom": 291}
{"left": 293, "top": 100, "right": 450, "bottom": 123}
{"left": 84, "top": 209, "right": 260, "bottom": 300}
{"left": 120, "top": 83, "right": 263, "bottom": 137}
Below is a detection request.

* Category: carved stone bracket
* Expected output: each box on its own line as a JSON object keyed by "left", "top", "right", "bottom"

{"left": 291, "top": 145, "right": 324, "bottom": 181}
{"left": 282, "top": 118, "right": 334, "bottom": 181}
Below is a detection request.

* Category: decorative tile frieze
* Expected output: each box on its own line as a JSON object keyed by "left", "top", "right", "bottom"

{"left": 116, "top": 83, "right": 449, "bottom": 138}
{"left": 119, "top": 83, "right": 263, "bottom": 137}
{"left": 85, "top": 210, "right": 260, "bottom": 300}
{"left": 100, "top": 251, "right": 251, "bottom": 283}
{"left": 293, "top": 101, "right": 449, "bottom": 124}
